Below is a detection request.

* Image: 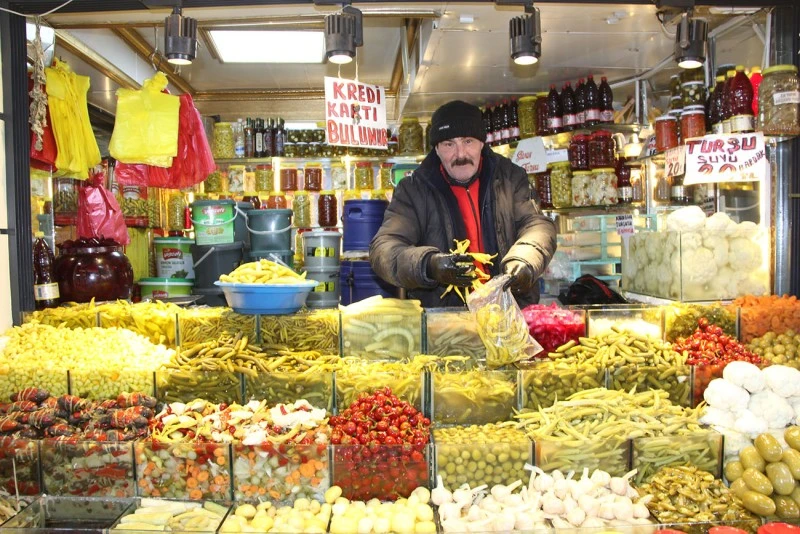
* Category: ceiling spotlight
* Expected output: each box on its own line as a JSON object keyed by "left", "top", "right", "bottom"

{"left": 164, "top": 6, "right": 197, "bottom": 65}
{"left": 325, "top": 5, "right": 363, "bottom": 65}
{"left": 674, "top": 12, "right": 707, "bottom": 69}
{"left": 509, "top": 7, "right": 541, "bottom": 66}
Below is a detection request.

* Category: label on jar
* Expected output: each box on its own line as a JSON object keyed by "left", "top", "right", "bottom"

{"left": 712, "top": 122, "right": 724, "bottom": 135}
{"left": 600, "top": 110, "right": 614, "bottom": 122}
{"left": 722, "top": 119, "right": 732, "bottom": 134}
{"left": 671, "top": 185, "right": 686, "bottom": 199}
{"left": 547, "top": 117, "right": 563, "bottom": 129}
{"left": 617, "top": 186, "right": 633, "bottom": 202}
{"left": 563, "top": 113, "right": 578, "bottom": 127}
{"left": 585, "top": 108, "right": 601, "bottom": 121}
{"left": 774, "top": 91, "right": 800, "bottom": 105}
{"left": 34, "top": 283, "right": 59, "bottom": 301}
{"left": 123, "top": 186, "right": 143, "bottom": 200}
{"left": 729, "top": 114, "right": 755, "bottom": 133}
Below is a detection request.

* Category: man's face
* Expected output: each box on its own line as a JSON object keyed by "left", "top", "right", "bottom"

{"left": 435, "top": 137, "right": 484, "bottom": 183}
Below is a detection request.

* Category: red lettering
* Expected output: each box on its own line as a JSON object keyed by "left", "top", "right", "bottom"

{"left": 358, "top": 84, "right": 365, "bottom": 102}
{"left": 377, "top": 88, "right": 382, "bottom": 105}
{"left": 327, "top": 102, "right": 339, "bottom": 118}
{"left": 366, "top": 87, "right": 375, "bottom": 103}
{"left": 685, "top": 139, "right": 703, "bottom": 154}
{"left": 368, "top": 127, "right": 377, "bottom": 146}
{"left": 713, "top": 139, "right": 725, "bottom": 152}
{"left": 327, "top": 120, "right": 339, "bottom": 143}
{"left": 742, "top": 135, "right": 757, "bottom": 150}
{"left": 333, "top": 82, "right": 346, "bottom": 100}
{"left": 719, "top": 163, "right": 736, "bottom": 173}
{"left": 339, "top": 103, "right": 351, "bottom": 119}
{"left": 347, "top": 83, "right": 357, "bottom": 100}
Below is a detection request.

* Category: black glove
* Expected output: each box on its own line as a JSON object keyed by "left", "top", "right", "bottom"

{"left": 503, "top": 260, "right": 535, "bottom": 293}
{"left": 427, "top": 253, "right": 476, "bottom": 287}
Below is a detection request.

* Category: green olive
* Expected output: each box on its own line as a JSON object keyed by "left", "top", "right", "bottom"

{"left": 756, "top": 434, "right": 785, "bottom": 462}
{"left": 725, "top": 461, "right": 745, "bottom": 482}
{"left": 767, "top": 462, "right": 796, "bottom": 495}
{"left": 775, "top": 495, "right": 800, "bottom": 519}
{"left": 741, "top": 490, "right": 777, "bottom": 516}
{"left": 731, "top": 478, "right": 749, "bottom": 498}
{"left": 786, "top": 427, "right": 800, "bottom": 451}
{"left": 741, "top": 445, "right": 767, "bottom": 472}
{"left": 742, "top": 467, "right": 774, "bottom": 495}
{"left": 791, "top": 485, "right": 800, "bottom": 507}
{"left": 782, "top": 449, "right": 800, "bottom": 480}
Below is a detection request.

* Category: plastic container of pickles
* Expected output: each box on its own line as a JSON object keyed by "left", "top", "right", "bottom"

{"left": 156, "top": 370, "right": 243, "bottom": 405}
{"left": 430, "top": 367, "right": 517, "bottom": 425}
{"left": 178, "top": 309, "right": 257, "bottom": 347}
{"left": 425, "top": 308, "right": 486, "bottom": 362}
{"left": 40, "top": 440, "right": 135, "bottom": 498}
{"left": 631, "top": 432, "right": 723, "bottom": 485}
{"left": 244, "top": 371, "right": 334, "bottom": 412}
{"left": 534, "top": 436, "right": 630, "bottom": 477}
{"left": 259, "top": 309, "right": 340, "bottom": 353}
{"left": 340, "top": 298, "right": 422, "bottom": 361}
{"left": 520, "top": 361, "right": 607, "bottom": 410}
{"left": 0, "top": 495, "right": 135, "bottom": 533}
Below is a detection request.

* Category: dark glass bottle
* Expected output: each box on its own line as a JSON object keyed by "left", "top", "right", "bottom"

{"left": 275, "top": 119, "right": 286, "bottom": 157}
{"left": 244, "top": 118, "right": 255, "bottom": 158}
{"left": 709, "top": 76, "right": 725, "bottom": 134}
{"left": 584, "top": 75, "right": 601, "bottom": 126}
{"left": 33, "top": 231, "right": 59, "bottom": 310}
{"left": 263, "top": 118, "right": 274, "bottom": 158}
{"left": 509, "top": 98, "right": 520, "bottom": 142}
{"left": 484, "top": 107, "right": 495, "bottom": 145}
{"left": 575, "top": 78, "right": 587, "bottom": 128}
{"left": 254, "top": 118, "right": 265, "bottom": 158}
{"left": 500, "top": 99, "right": 511, "bottom": 144}
{"left": 670, "top": 174, "right": 690, "bottom": 204}
{"left": 599, "top": 76, "right": 614, "bottom": 123}
{"left": 561, "top": 82, "right": 577, "bottom": 130}
{"left": 492, "top": 102, "right": 503, "bottom": 146}
{"left": 729, "top": 66, "right": 755, "bottom": 133}
{"left": 545, "top": 85, "right": 563, "bottom": 134}
{"left": 616, "top": 158, "right": 633, "bottom": 204}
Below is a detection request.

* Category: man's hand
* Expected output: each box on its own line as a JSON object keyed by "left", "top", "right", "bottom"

{"left": 503, "top": 260, "right": 535, "bottom": 293}
{"left": 427, "top": 253, "right": 476, "bottom": 287}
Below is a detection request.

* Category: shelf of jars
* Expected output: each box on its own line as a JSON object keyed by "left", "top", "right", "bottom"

{"left": 213, "top": 155, "right": 425, "bottom": 166}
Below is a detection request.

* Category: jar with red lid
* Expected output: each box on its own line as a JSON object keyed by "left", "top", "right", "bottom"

{"left": 655, "top": 116, "right": 679, "bottom": 152}
{"left": 680, "top": 110, "right": 706, "bottom": 143}
{"left": 535, "top": 93, "right": 550, "bottom": 137}
{"left": 266, "top": 191, "right": 287, "bottom": 209}
{"left": 304, "top": 165, "right": 323, "bottom": 191}
{"left": 568, "top": 134, "right": 591, "bottom": 170}
{"left": 318, "top": 190, "right": 338, "bottom": 228}
{"left": 588, "top": 130, "right": 615, "bottom": 169}
{"left": 532, "top": 170, "right": 553, "bottom": 209}
{"left": 280, "top": 167, "right": 298, "bottom": 192}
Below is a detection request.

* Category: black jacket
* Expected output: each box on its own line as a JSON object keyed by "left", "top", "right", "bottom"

{"left": 369, "top": 145, "right": 557, "bottom": 308}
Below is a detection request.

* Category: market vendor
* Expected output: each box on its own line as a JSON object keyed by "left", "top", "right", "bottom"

{"left": 369, "top": 100, "right": 557, "bottom": 307}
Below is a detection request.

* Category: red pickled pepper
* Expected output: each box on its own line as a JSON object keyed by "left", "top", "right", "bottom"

{"left": 673, "top": 318, "right": 762, "bottom": 366}
{"left": 522, "top": 303, "right": 585, "bottom": 354}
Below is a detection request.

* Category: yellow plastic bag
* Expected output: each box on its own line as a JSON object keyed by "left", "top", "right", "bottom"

{"left": 109, "top": 72, "right": 180, "bottom": 167}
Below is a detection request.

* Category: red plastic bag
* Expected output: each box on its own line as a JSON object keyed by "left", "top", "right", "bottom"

{"left": 115, "top": 162, "right": 170, "bottom": 188}
{"left": 77, "top": 169, "right": 130, "bottom": 245}
{"left": 28, "top": 75, "right": 58, "bottom": 172}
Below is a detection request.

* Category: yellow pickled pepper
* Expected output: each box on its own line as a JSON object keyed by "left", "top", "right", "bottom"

{"left": 45, "top": 59, "right": 101, "bottom": 179}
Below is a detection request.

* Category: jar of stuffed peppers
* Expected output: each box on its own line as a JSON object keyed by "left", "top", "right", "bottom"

{"left": 355, "top": 161, "right": 375, "bottom": 190}
{"left": 549, "top": 162, "right": 572, "bottom": 208}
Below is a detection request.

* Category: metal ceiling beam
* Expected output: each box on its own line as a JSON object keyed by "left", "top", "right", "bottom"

{"left": 111, "top": 27, "right": 196, "bottom": 95}
{"left": 54, "top": 30, "right": 141, "bottom": 90}
{"left": 192, "top": 87, "right": 397, "bottom": 102}
{"left": 390, "top": 18, "right": 419, "bottom": 94}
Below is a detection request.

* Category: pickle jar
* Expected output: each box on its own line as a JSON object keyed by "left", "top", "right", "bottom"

{"left": 213, "top": 122, "right": 235, "bottom": 159}
{"left": 204, "top": 167, "right": 224, "bottom": 194}
{"left": 518, "top": 95, "right": 538, "bottom": 139}
{"left": 568, "top": 134, "right": 591, "bottom": 170}
{"left": 758, "top": 64, "right": 800, "bottom": 136}
{"left": 266, "top": 191, "right": 287, "bottom": 210}
{"left": 571, "top": 171, "right": 592, "bottom": 207}
{"left": 331, "top": 163, "right": 348, "bottom": 190}
{"left": 280, "top": 166, "right": 298, "bottom": 192}
{"left": 680, "top": 109, "right": 706, "bottom": 143}
{"left": 549, "top": 162, "right": 573, "bottom": 208}
{"left": 681, "top": 81, "right": 707, "bottom": 108}
{"left": 355, "top": 161, "right": 375, "bottom": 190}
{"left": 588, "top": 130, "right": 615, "bottom": 169}
{"left": 292, "top": 191, "right": 312, "bottom": 228}
{"left": 167, "top": 193, "right": 185, "bottom": 232}
{"left": 655, "top": 116, "right": 679, "bottom": 152}
{"left": 318, "top": 190, "right": 338, "bottom": 228}
{"left": 255, "top": 164, "right": 274, "bottom": 193}
{"left": 669, "top": 74, "right": 681, "bottom": 98}
{"left": 379, "top": 162, "right": 394, "bottom": 190}
{"left": 227, "top": 165, "right": 246, "bottom": 194}
{"left": 591, "top": 168, "right": 618, "bottom": 205}
{"left": 535, "top": 92, "right": 550, "bottom": 136}
{"left": 399, "top": 117, "right": 424, "bottom": 154}
{"left": 304, "top": 164, "right": 323, "bottom": 192}
{"left": 242, "top": 193, "right": 261, "bottom": 210}
{"left": 533, "top": 170, "right": 553, "bottom": 209}
{"left": 283, "top": 143, "right": 297, "bottom": 158}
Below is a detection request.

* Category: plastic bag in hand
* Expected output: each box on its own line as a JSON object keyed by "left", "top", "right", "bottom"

{"left": 77, "top": 169, "right": 130, "bottom": 245}
{"left": 109, "top": 72, "right": 180, "bottom": 167}
{"left": 467, "top": 274, "right": 543, "bottom": 368}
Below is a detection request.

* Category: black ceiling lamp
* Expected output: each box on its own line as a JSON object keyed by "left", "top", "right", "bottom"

{"left": 164, "top": 6, "right": 198, "bottom": 66}
{"left": 674, "top": 11, "right": 708, "bottom": 69}
{"left": 325, "top": 5, "right": 363, "bottom": 65}
{"left": 506, "top": 0, "right": 541, "bottom": 66}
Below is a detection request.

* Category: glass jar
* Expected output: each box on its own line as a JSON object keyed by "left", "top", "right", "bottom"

{"left": 255, "top": 164, "right": 274, "bottom": 193}
{"left": 655, "top": 116, "right": 679, "bottom": 152}
{"left": 242, "top": 193, "right": 261, "bottom": 210}
{"left": 379, "top": 162, "right": 394, "bottom": 189}
{"left": 280, "top": 167, "right": 298, "bottom": 192}
{"left": 167, "top": 193, "right": 186, "bottom": 231}
{"left": 669, "top": 96, "right": 683, "bottom": 111}
{"left": 568, "top": 134, "right": 591, "bottom": 170}
{"left": 355, "top": 162, "right": 375, "bottom": 190}
{"left": 680, "top": 110, "right": 707, "bottom": 143}
{"left": 549, "top": 162, "right": 572, "bottom": 208}
{"left": 227, "top": 165, "right": 246, "bottom": 194}
{"left": 331, "top": 163, "right": 348, "bottom": 190}
{"left": 681, "top": 81, "right": 707, "bottom": 108}
{"left": 518, "top": 96, "right": 538, "bottom": 139}
{"left": 204, "top": 168, "right": 224, "bottom": 194}
{"left": 399, "top": 117, "right": 424, "bottom": 154}
{"left": 318, "top": 190, "right": 338, "bottom": 228}
{"left": 266, "top": 191, "right": 287, "bottom": 209}
{"left": 590, "top": 168, "right": 618, "bottom": 205}
{"left": 213, "top": 122, "right": 235, "bottom": 159}
{"left": 588, "top": 130, "right": 615, "bottom": 169}
{"left": 669, "top": 74, "right": 681, "bottom": 98}
{"left": 54, "top": 238, "right": 134, "bottom": 303}
{"left": 533, "top": 170, "right": 553, "bottom": 209}
{"left": 616, "top": 160, "right": 633, "bottom": 204}
{"left": 535, "top": 93, "right": 550, "bottom": 137}
{"left": 630, "top": 164, "right": 644, "bottom": 203}
{"left": 758, "top": 64, "right": 800, "bottom": 136}
{"left": 292, "top": 191, "right": 312, "bottom": 228}
{"left": 304, "top": 164, "right": 323, "bottom": 191}
{"left": 571, "top": 171, "right": 592, "bottom": 207}
{"left": 283, "top": 143, "right": 297, "bottom": 158}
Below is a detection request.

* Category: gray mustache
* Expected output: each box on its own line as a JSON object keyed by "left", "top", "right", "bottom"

{"left": 453, "top": 158, "right": 473, "bottom": 166}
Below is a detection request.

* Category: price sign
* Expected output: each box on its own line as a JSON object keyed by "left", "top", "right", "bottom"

{"left": 545, "top": 148, "right": 569, "bottom": 164}
{"left": 664, "top": 146, "right": 685, "bottom": 178}
{"left": 701, "top": 197, "right": 716, "bottom": 216}
{"left": 511, "top": 137, "right": 547, "bottom": 174}
{"left": 615, "top": 214, "right": 635, "bottom": 236}
{"left": 684, "top": 133, "right": 767, "bottom": 185}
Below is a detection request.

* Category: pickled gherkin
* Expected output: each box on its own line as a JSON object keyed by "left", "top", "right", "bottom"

{"left": 549, "top": 162, "right": 572, "bottom": 208}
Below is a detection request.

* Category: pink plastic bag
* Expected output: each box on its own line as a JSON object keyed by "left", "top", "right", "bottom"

{"left": 77, "top": 170, "right": 130, "bottom": 245}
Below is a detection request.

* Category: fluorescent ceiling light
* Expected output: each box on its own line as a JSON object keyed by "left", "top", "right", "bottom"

{"left": 210, "top": 30, "right": 325, "bottom": 63}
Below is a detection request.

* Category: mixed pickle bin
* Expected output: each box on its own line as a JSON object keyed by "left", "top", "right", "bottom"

{"left": 622, "top": 229, "right": 769, "bottom": 302}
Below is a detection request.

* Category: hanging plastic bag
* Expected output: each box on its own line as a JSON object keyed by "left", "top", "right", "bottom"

{"left": 77, "top": 167, "right": 130, "bottom": 245}
{"left": 115, "top": 161, "right": 171, "bottom": 189}
{"left": 28, "top": 74, "right": 58, "bottom": 172}
{"left": 467, "top": 274, "right": 543, "bottom": 368}
{"left": 170, "top": 94, "right": 215, "bottom": 188}
{"left": 109, "top": 72, "right": 180, "bottom": 167}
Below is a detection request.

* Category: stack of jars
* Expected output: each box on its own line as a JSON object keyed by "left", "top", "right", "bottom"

{"left": 570, "top": 130, "right": 618, "bottom": 206}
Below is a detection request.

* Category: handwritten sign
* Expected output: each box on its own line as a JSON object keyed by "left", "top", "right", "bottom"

{"left": 664, "top": 146, "right": 685, "bottom": 178}
{"left": 324, "top": 77, "right": 387, "bottom": 149}
{"left": 546, "top": 148, "right": 569, "bottom": 164}
{"left": 684, "top": 133, "right": 767, "bottom": 185}
{"left": 615, "top": 214, "right": 635, "bottom": 236}
{"left": 511, "top": 137, "right": 547, "bottom": 173}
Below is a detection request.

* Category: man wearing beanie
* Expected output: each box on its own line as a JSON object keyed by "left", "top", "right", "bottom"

{"left": 369, "top": 100, "right": 557, "bottom": 307}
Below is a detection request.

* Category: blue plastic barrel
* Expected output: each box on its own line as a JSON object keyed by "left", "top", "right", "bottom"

{"left": 342, "top": 199, "right": 388, "bottom": 252}
{"left": 339, "top": 260, "right": 398, "bottom": 305}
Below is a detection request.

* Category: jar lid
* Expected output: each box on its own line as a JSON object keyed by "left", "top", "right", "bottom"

{"left": 281, "top": 164, "right": 297, "bottom": 169}
{"left": 552, "top": 161, "right": 570, "bottom": 167}
{"left": 763, "top": 64, "right": 798, "bottom": 75}
{"left": 593, "top": 167, "right": 616, "bottom": 173}
{"left": 295, "top": 190, "right": 309, "bottom": 196}
{"left": 401, "top": 117, "right": 419, "bottom": 123}
{"left": 256, "top": 164, "right": 272, "bottom": 170}
{"left": 536, "top": 92, "right": 549, "bottom": 97}
{"left": 670, "top": 95, "right": 682, "bottom": 101}
{"left": 655, "top": 115, "right": 678, "bottom": 122}
{"left": 229, "top": 165, "right": 246, "bottom": 170}
{"left": 381, "top": 162, "right": 394, "bottom": 168}
{"left": 592, "top": 130, "right": 612, "bottom": 137}
{"left": 243, "top": 191, "right": 257, "bottom": 196}
{"left": 215, "top": 122, "right": 231, "bottom": 127}
{"left": 272, "top": 191, "right": 286, "bottom": 196}
{"left": 668, "top": 109, "right": 683, "bottom": 117}
{"left": 320, "top": 190, "right": 335, "bottom": 195}
{"left": 573, "top": 170, "right": 592, "bottom": 176}
{"left": 681, "top": 80, "right": 705, "bottom": 87}
{"left": 355, "top": 161, "right": 373, "bottom": 167}
{"left": 519, "top": 96, "right": 537, "bottom": 102}
{"left": 681, "top": 109, "right": 706, "bottom": 116}
{"left": 571, "top": 133, "right": 591, "bottom": 141}
{"left": 305, "top": 162, "right": 322, "bottom": 168}
{"left": 684, "top": 104, "right": 705, "bottom": 111}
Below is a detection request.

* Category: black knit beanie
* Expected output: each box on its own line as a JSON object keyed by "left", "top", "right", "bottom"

{"left": 429, "top": 100, "right": 486, "bottom": 146}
